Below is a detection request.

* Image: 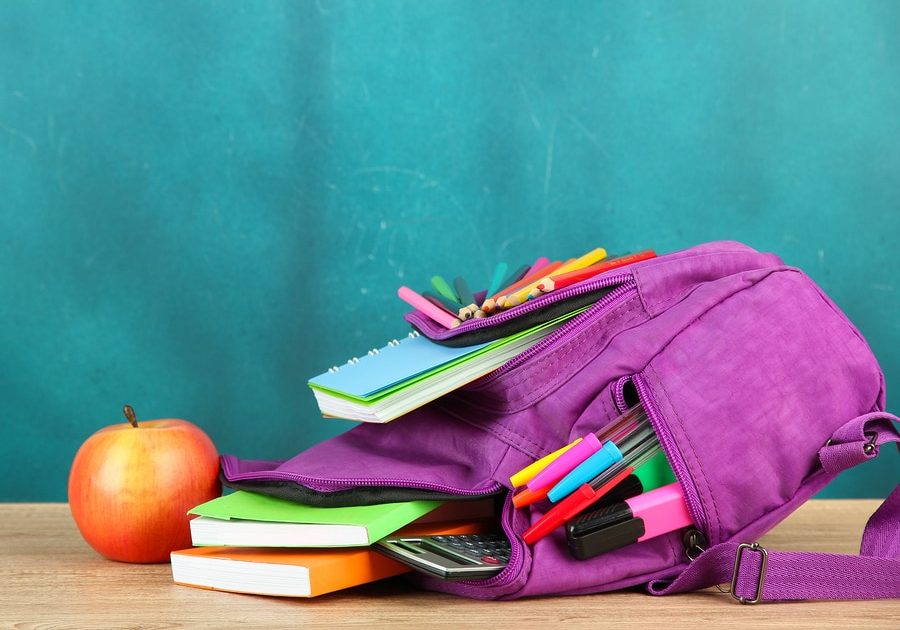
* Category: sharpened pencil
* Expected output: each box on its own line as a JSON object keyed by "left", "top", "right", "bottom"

{"left": 530, "top": 250, "right": 657, "bottom": 298}
{"left": 499, "top": 248, "right": 608, "bottom": 310}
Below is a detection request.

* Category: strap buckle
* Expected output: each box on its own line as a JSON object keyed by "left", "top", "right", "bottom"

{"left": 730, "top": 542, "right": 768, "bottom": 604}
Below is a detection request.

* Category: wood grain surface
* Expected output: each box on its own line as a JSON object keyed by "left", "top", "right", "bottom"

{"left": 1, "top": 501, "right": 897, "bottom": 629}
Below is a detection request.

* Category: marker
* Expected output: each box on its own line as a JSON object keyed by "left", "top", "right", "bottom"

{"left": 525, "top": 406, "right": 647, "bottom": 493}
{"left": 509, "top": 438, "right": 584, "bottom": 488}
{"left": 512, "top": 484, "right": 549, "bottom": 508}
{"left": 522, "top": 466, "right": 634, "bottom": 545}
{"left": 514, "top": 446, "right": 672, "bottom": 509}
{"left": 530, "top": 250, "right": 657, "bottom": 298}
{"left": 430, "top": 275, "right": 460, "bottom": 304}
{"left": 525, "top": 433, "right": 603, "bottom": 493}
{"left": 522, "top": 442, "right": 660, "bottom": 545}
{"left": 565, "top": 482, "right": 693, "bottom": 560}
{"left": 398, "top": 286, "right": 461, "bottom": 329}
{"left": 547, "top": 423, "right": 657, "bottom": 502}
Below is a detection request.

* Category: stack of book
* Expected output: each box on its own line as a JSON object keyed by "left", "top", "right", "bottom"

{"left": 172, "top": 490, "right": 495, "bottom": 598}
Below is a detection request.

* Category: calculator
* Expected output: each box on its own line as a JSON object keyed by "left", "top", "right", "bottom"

{"left": 374, "top": 533, "right": 511, "bottom": 580}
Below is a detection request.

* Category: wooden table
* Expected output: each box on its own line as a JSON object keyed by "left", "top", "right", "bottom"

{"left": 2, "top": 501, "right": 897, "bottom": 629}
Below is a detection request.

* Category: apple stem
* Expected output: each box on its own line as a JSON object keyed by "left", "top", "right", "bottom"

{"left": 123, "top": 405, "right": 139, "bottom": 428}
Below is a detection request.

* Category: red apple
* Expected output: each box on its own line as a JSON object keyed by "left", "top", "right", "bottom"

{"left": 68, "top": 405, "right": 221, "bottom": 563}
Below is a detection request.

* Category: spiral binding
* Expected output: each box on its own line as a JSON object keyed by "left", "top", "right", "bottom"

{"left": 326, "top": 330, "right": 421, "bottom": 371}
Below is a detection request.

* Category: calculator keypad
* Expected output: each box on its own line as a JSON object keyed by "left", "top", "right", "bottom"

{"left": 426, "top": 534, "right": 511, "bottom": 566}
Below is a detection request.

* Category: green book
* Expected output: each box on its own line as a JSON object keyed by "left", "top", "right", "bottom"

{"left": 188, "top": 491, "right": 442, "bottom": 548}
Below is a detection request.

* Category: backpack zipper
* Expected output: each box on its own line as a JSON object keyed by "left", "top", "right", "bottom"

{"left": 483, "top": 281, "right": 638, "bottom": 380}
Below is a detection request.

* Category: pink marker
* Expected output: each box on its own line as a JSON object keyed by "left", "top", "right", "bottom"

{"left": 526, "top": 405, "right": 648, "bottom": 493}
{"left": 526, "top": 433, "right": 602, "bottom": 491}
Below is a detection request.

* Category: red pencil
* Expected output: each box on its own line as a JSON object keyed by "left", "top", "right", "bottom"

{"left": 530, "top": 250, "right": 656, "bottom": 297}
{"left": 484, "top": 260, "right": 564, "bottom": 313}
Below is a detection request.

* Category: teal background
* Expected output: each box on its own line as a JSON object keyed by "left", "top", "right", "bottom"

{"left": 1, "top": 1, "right": 897, "bottom": 501}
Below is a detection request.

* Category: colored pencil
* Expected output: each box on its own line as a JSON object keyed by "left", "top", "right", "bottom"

{"left": 398, "top": 286, "right": 461, "bottom": 329}
{"left": 452, "top": 276, "right": 479, "bottom": 320}
{"left": 499, "top": 248, "right": 607, "bottom": 310}
{"left": 453, "top": 277, "right": 475, "bottom": 307}
{"left": 524, "top": 256, "right": 550, "bottom": 280}
{"left": 549, "top": 247, "right": 608, "bottom": 278}
{"left": 495, "top": 260, "right": 561, "bottom": 301}
{"left": 482, "top": 263, "right": 530, "bottom": 314}
{"left": 498, "top": 249, "right": 606, "bottom": 311}
{"left": 496, "top": 263, "right": 530, "bottom": 295}
{"left": 422, "top": 291, "right": 462, "bottom": 313}
{"left": 483, "top": 261, "right": 559, "bottom": 314}
{"left": 486, "top": 262, "right": 509, "bottom": 298}
{"left": 422, "top": 292, "right": 462, "bottom": 317}
{"left": 529, "top": 250, "right": 657, "bottom": 297}
{"left": 430, "top": 275, "right": 460, "bottom": 304}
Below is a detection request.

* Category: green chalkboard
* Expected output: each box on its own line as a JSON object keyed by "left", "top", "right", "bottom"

{"left": 1, "top": 1, "right": 897, "bottom": 501}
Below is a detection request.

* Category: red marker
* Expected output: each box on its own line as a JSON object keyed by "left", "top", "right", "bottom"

{"left": 522, "top": 466, "right": 634, "bottom": 545}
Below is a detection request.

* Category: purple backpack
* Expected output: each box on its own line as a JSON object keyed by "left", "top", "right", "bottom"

{"left": 222, "top": 241, "right": 899, "bottom": 603}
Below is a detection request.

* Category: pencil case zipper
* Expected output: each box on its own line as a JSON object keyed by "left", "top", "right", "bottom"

{"left": 482, "top": 280, "right": 638, "bottom": 381}
{"left": 407, "top": 272, "right": 634, "bottom": 341}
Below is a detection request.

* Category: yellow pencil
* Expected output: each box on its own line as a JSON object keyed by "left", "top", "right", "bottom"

{"left": 497, "top": 248, "right": 607, "bottom": 310}
{"left": 544, "top": 247, "right": 608, "bottom": 280}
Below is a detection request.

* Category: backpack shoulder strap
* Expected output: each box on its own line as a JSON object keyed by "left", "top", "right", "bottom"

{"left": 649, "top": 413, "right": 900, "bottom": 603}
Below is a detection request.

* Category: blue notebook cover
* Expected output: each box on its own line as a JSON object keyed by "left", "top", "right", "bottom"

{"left": 308, "top": 333, "right": 490, "bottom": 400}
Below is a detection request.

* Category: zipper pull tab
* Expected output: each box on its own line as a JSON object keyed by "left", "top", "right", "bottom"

{"left": 682, "top": 528, "right": 707, "bottom": 562}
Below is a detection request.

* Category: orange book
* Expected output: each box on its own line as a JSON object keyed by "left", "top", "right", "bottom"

{"left": 170, "top": 519, "right": 493, "bottom": 598}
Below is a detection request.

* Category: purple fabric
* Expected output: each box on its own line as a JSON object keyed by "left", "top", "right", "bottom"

{"left": 222, "top": 241, "right": 894, "bottom": 600}
{"left": 648, "top": 414, "right": 900, "bottom": 602}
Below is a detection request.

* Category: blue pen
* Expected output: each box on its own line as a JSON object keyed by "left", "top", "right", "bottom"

{"left": 547, "top": 424, "right": 657, "bottom": 503}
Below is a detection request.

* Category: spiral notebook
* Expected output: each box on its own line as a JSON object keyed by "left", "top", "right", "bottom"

{"left": 308, "top": 309, "right": 583, "bottom": 423}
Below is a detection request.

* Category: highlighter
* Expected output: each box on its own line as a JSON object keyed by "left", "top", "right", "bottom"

{"left": 565, "top": 482, "right": 693, "bottom": 560}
